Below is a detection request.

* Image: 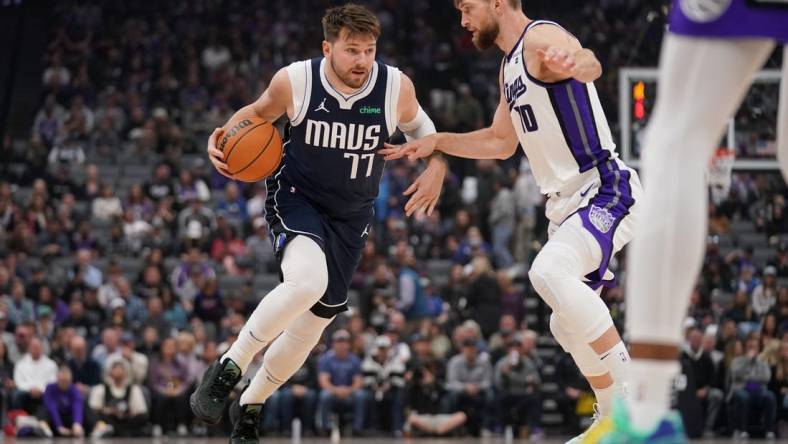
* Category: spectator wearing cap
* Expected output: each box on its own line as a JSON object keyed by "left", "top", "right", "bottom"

{"left": 88, "top": 359, "right": 149, "bottom": 438}
{"left": 362, "top": 335, "right": 407, "bottom": 435}
{"left": 494, "top": 334, "right": 543, "bottom": 439}
{"left": 66, "top": 336, "right": 101, "bottom": 397}
{"left": 41, "top": 366, "right": 84, "bottom": 437}
{"left": 317, "top": 330, "right": 366, "bottom": 435}
{"left": 753, "top": 266, "right": 779, "bottom": 318}
{"left": 244, "top": 217, "right": 275, "bottom": 273}
{"left": 445, "top": 337, "right": 493, "bottom": 436}
{"left": 12, "top": 337, "right": 57, "bottom": 412}
{"left": 36, "top": 305, "right": 56, "bottom": 342}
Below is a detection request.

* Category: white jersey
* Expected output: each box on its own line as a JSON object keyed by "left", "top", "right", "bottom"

{"left": 502, "top": 20, "right": 621, "bottom": 197}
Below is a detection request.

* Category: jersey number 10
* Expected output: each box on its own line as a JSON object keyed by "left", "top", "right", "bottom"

{"left": 344, "top": 153, "right": 375, "bottom": 179}
{"left": 514, "top": 104, "right": 538, "bottom": 133}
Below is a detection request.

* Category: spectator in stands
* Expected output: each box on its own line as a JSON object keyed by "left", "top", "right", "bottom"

{"left": 0, "top": 339, "right": 14, "bottom": 418}
{"left": 91, "top": 328, "right": 121, "bottom": 368}
{"left": 8, "top": 322, "right": 34, "bottom": 363}
{"left": 47, "top": 135, "right": 86, "bottom": 173}
{"left": 488, "top": 314, "right": 517, "bottom": 363}
{"left": 36, "top": 218, "right": 70, "bottom": 258}
{"left": 726, "top": 290, "right": 760, "bottom": 336}
{"left": 89, "top": 359, "right": 149, "bottom": 438}
{"left": 405, "top": 357, "right": 466, "bottom": 436}
{"left": 193, "top": 278, "right": 226, "bottom": 331}
{"left": 317, "top": 330, "right": 366, "bottom": 435}
{"left": 33, "top": 95, "right": 64, "bottom": 148}
{"left": 753, "top": 266, "right": 779, "bottom": 317}
{"left": 362, "top": 335, "right": 407, "bottom": 435}
{"left": 142, "top": 296, "right": 172, "bottom": 339}
{"left": 497, "top": 272, "right": 524, "bottom": 326}
{"left": 488, "top": 179, "right": 515, "bottom": 269}
{"left": 148, "top": 337, "right": 190, "bottom": 436}
{"left": 4, "top": 278, "right": 34, "bottom": 326}
{"left": 12, "top": 337, "right": 57, "bottom": 412}
{"left": 553, "top": 350, "right": 593, "bottom": 437}
{"left": 174, "top": 170, "right": 210, "bottom": 207}
{"left": 728, "top": 335, "right": 777, "bottom": 439}
{"left": 244, "top": 217, "right": 274, "bottom": 273}
{"left": 66, "top": 336, "right": 101, "bottom": 397}
{"left": 767, "top": 338, "right": 788, "bottom": 434}
{"left": 146, "top": 164, "right": 175, "bottom": 203}
{"left": 217, "top": 182, "right": 248, "bottom": 228}
{"left": 394, "top": 243, "right": 428, "bottom": 322}
{"left": 41, "top": 366, "right": 84, "bottom": 437}
{"left": 494, "top": 334, "right": 543, "bottom": 439}
{"left": 465, "top": 256, "right": 501, "bottom": 339}
{"left": 445, "top": 337, "right": 493, "bottom": 436}
{"left": 170, "top": 247, "right": 216, "bottom": 304}
{"left": 113, "top": 333, "right": 149, "bottom": 386}
{"left": 681, "top": 327, "right": 724, "bottom": 437}
{"left": 177, "top": 197, "right": 217, "bottom": 246}
{"left": 210, "top": 218, "right": 246, "bottom": 275}
{"left": 91, "top": 183, "right": 122, "bottom": 223}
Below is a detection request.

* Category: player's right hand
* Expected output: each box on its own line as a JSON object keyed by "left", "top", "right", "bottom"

{"left": 207, "top": 127, "right": 234, "bottom": 179}
{"left": 380, "top": 134, "right": 438, "bottom": 161}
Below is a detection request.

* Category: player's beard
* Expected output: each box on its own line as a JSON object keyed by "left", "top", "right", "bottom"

{"left": 473, "top": 18, "right": 499, "bottom": 50}
{"left": 330, "top": 57, "right": 368, "bottom": 89}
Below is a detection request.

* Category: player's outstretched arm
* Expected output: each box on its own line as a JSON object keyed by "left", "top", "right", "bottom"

{"left": 395, "top": 73, "right": 447, "bottom": 217}
{"left": 206, "top": 68, "right": 291, "bottom": 178}
{"left": 527, "top": 24, "right": 601, "bottom": 84}
{"left": 380, "top": 89, "right": 518, "bottom": 162}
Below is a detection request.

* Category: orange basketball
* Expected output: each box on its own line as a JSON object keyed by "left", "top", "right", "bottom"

{"left": 218, "top": 116, "right": 283, "bottom": 182}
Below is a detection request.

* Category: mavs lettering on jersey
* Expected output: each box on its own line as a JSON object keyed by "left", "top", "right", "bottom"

{"left": 270, "top": 57, "right": 396, "bottom": 218}
{"left": 304, "top": 120, "right": 380, "bottom": 151}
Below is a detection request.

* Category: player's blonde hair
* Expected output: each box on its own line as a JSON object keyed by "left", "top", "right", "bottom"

{"left": 322, "top": 3, "right": 381, "bottom": 42}
{"left": 454, "top": 0, "right": 522, "bottom": 9}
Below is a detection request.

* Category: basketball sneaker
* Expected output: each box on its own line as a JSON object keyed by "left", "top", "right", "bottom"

{"left": 566, "top": 404, "right": 604, "bottom": 444}
{"left": 229, "top": 386, "right": 263, "bottom": 444}
{"left": 190, "top": 358, "right": 243, "bottom": 424}
{"left": 581, "top": 399, "right": 687, "bottom": 444}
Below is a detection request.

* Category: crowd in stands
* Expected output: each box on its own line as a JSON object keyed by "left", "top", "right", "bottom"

{"left": 0, "top": 0, "right": 785, "bottom": 439}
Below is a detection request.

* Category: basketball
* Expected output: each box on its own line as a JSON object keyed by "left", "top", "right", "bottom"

{"left": 218, "top": 116, "right": 283, "bottom": 182}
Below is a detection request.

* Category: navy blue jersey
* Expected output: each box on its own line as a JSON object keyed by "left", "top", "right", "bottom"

{"left": 272, "top": 57, "right": 401, "bottom": 220}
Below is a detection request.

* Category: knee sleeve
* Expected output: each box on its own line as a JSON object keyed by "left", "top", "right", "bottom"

{"left": 281, "top": 235, "right": 329, "bottom": 305}
{"left": 549, "top": 313, "right": 607, "bottom": 378}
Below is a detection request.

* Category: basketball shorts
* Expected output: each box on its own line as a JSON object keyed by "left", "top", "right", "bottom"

{"left": 545, "top": 159, "right": 643, "bottom": 290}
{"left": 670, "top": 0, "right": 788, "bottom": 42}
{"left": 265, "top": 176, "right": 371, "bottom": 319}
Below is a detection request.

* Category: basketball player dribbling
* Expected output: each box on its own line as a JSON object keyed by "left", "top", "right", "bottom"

{"left": 382, "top": 1, "right": 642, "bottom": 442}
{"left": 189, "top": 5, "right": 447, "bottom": 443}
{"left": 583, "top": 1, "right": 788, "bottom": 442}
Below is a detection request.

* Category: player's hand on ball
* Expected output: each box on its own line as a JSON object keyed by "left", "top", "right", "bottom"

{"left": 206, "top": 127, "right": 234, "bottom": 179}
{"left": 380, "top": 135, "right": 438, "bottom": 161}
{"left": 537, "top": 46, "right": 577, "bottom": 77}
{"left": 404, "top": 156, "right": 446, "bottom": 217}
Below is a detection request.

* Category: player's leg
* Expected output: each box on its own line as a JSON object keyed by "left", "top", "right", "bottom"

{"left": 229, "top": 310, "right": 333, "bottom": 443}
{"left": 778, "top": 46, "right": 788, "bottom": 181}
{"left": 190, "top": 235, "right": 328, "bottom": 424}
{"left": 624, "top": 35, "right": 776, "bottom": 434}
{"left": 529, "top": 217, "right": 629, "bottom": 415}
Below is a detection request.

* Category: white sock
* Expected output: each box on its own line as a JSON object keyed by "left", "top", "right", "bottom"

{"left": 222, "top": 236, "right": 328, "bottom": 373}
{"left": 240, "top": 311, "right": 333, "bottom": 406}
{"left": 593, "top": 383, "right": 622, "bottom": 417}
{"left": 598, "top": 341, "right": 630, "bottom": 393}
{"left": 627, "top": 359, "right": 679, "bottom": 431}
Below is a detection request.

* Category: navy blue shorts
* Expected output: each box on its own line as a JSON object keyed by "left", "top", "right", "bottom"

{"left": 264, "top": 176, "right": 372, "bottom": 319}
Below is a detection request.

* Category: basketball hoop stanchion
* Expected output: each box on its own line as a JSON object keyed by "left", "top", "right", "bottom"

{"left": 708, "top": 147, "right": 736, "bottom": 205}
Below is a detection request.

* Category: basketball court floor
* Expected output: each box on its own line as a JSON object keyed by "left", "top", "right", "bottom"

{"left": 7, "top": 438, "right": 749, "bottom": 443}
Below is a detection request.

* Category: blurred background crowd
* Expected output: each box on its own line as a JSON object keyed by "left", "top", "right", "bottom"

{"left": 0, "top": 0, "right": 785, "bottom": 440}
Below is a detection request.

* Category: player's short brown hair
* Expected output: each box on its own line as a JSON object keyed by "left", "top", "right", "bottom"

{"left": 454, "top": 0, "right": 522, "bottom": 9}
{"left": 322, "top": 3, "right": 381, "bottom": 42}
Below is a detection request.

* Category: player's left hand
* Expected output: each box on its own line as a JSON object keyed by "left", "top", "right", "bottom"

{"left": 404, "top": 156, "right": 446, "bottom": 217}
{"left": 537, "top": 46, "right": 577, "bottom": 77}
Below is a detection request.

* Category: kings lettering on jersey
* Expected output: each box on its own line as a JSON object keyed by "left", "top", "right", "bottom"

{"left": 304, "top": 119, "right": 381, "bottom": 151}
{"left": 504, "top": 76, "right": 526, "bottom": 109}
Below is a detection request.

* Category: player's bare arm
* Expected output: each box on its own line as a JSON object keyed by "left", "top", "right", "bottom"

{"left": 206, "top": 68, "right": 292, "bottom": 178}
{"left": 380, "top": 70, "right": 518, "bottom": 162}
{"left": 395, "top": 72, "right": 447, "bottom": 217}
{"left": 526, "top": 24, "right": 601, "bottom": 84}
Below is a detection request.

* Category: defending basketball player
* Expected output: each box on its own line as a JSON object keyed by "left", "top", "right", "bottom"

{"left": 381, "top": 1, "right": 641, "bottom": 442}
{"left": 581, "top": 1, "right": 788, "bottom": 443}
{"left": 189, "top": 5, "right": 447, "bottom": 443}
